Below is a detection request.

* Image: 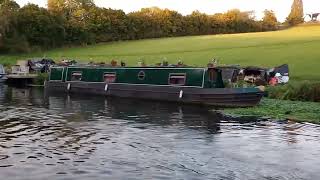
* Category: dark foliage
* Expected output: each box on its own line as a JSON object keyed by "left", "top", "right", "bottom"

{"left": 0, "top": 0, "right": 279, "bottom": 53}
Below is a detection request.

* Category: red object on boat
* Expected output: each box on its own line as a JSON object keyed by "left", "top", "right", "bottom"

{"left": 269, "top": 77, "right": 278, "bottom": 86}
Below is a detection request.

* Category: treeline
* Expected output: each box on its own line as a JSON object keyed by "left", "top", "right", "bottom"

{"left": 0, "top": 0, "right": 278, "bottom": 53}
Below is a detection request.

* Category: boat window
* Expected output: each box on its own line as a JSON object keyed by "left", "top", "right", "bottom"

{"left": 169, "top": 74, "right": 186, "bottom": 85}
{"left": 209, "top": 69, "right": 217, "bottom": 81}
{"left": 138, "top": 71, "right": 145, "bottom": 80}
{"left": 104, "top": 72, "right": 116, "bottom": 83}
{"left": 71, "top": 72, "right": 82, "bottom": 81}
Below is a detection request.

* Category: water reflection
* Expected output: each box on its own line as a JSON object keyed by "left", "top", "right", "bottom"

{"left": 0, "top": 85, "right": 319, "bottom": 180}
{"left": 48, "top": 94, "right": 222, "bottom": 133}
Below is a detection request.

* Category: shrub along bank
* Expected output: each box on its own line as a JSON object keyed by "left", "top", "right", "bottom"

{"left": 267, "top": 81, "right": 320, "bottom": 102}
{"left": 223, "top": 98, "right": 320, "bottom": 124}
{"left": 33, "top": 73, "right": 49, "bottom": 85}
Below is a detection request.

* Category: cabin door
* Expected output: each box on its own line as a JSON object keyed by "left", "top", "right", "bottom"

{"left": 208, "top": 68, "right": 219, "bottom": 88}
{"left": 208, "top": 68, "right": 217, "bottom": 82}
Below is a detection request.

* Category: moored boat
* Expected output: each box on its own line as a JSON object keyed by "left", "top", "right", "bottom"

{"left": 45, "top": 66, "right": 264, "bottom": 107}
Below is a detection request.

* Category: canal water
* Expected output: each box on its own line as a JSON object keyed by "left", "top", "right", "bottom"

{"left": 0, "top": 85, "right": 319, "bottom": 180}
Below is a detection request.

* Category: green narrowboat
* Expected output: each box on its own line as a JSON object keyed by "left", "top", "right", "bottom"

{"left": 45, "top": 66, "right": 264, "bottom": 107}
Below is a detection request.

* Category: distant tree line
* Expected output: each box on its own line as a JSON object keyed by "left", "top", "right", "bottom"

{"left": 1, "top": 0, "right": 293, "bottom": 53}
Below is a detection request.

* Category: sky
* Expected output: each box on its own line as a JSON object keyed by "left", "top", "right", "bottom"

{"left": 15, "top": 0, "right": 320, "bottom": 22}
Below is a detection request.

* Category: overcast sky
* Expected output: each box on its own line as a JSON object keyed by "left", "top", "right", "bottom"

{"left": 15, "top": 0, "right": 320, "bottom": 22}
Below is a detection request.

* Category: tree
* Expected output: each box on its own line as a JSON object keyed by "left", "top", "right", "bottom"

{"left": 286, "top": 0, "right": 304, "bottom": 26}
{"left": 48, "top": 0, "right": 65, "bottom": 12}
{"left": 1, "top": 3, "right": 275, "bottom": 53}
{"left": 223, "top": 9, "right": 258, "bottom": 33}
{"left": 49, "top": 0, "right": 95, "bottom": 13}
{"left": 63, "top": 0, "right": 96, "bottom": 45}
{"left": 0, "top": 0, "right": 18, "bottom": 37}
{"left": 262, "top": 10, "right": 278, "bottom": 31}
{"left": 48, "top": 0, "right": 94, "bottom": 11}
{"left": 0, "top": 0, "right": 22, "bottom": 52}
{"left": 17, "top": 4, "right": 65, "bottom": 48}
{"left": 184, "top": 11, "right": 211, "bottom": 35}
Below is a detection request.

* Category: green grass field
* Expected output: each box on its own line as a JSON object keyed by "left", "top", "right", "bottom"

{"left": 1, "top": 25, "right": 320, "bottom": 80}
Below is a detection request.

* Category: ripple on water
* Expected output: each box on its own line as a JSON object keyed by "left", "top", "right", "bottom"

{"left": 0, "top": 87, "right": 320, "bottom": 180}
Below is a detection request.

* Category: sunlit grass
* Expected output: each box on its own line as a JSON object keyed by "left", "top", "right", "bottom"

{"left": 1, "top": 25, "right": 320, "bottom": 80}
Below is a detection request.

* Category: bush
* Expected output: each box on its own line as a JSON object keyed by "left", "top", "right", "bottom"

{"left": 33, "top": 73, "right": 48, "bottom": 85}
{"left": 267, "top": 81, "right": 320, "bottom": 102}
{"left": 224, "top": 80, "right": 256, "bottom": 88}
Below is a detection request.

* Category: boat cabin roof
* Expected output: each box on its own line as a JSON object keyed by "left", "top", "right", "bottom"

{"left": 57, "top": 65, "right": 208, "bottom": 69}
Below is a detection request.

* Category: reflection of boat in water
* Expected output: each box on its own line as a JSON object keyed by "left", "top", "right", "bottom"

{"left": 0, "top": 64, "right": 7, "bottom": 83}
{"left": 47, "top": 93, "right": 221, "bottom": 133}
{"left": 46, "top": 66, "right": 263, "bottom": 107}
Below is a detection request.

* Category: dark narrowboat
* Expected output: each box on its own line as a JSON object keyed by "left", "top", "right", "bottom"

{"left": 45, "top": 66, "right": 264, "bottom": 107}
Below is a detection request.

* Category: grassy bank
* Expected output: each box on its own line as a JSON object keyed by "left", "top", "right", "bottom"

{"left": 267, "top": 81, "right": 320, "bottom": 102}
{"left": 224, "top": 80, "right": 320, "bottom": 124}
{"left": 223, "top": 98, "right": 320, "bottom": 124}
{"left": 1, "top": 25, "right": 320, "bottom": 81}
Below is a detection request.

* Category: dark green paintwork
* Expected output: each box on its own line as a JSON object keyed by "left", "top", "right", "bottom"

{"left": 49, "top": 66, "right": 224, "bottom": 88}
{"left": 49, "top": 67, "right": 64, "bottom": 81}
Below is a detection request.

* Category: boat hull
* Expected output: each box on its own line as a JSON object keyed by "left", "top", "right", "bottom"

{"left": 45, "top": 81, "right": 264, "bottom": 107}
